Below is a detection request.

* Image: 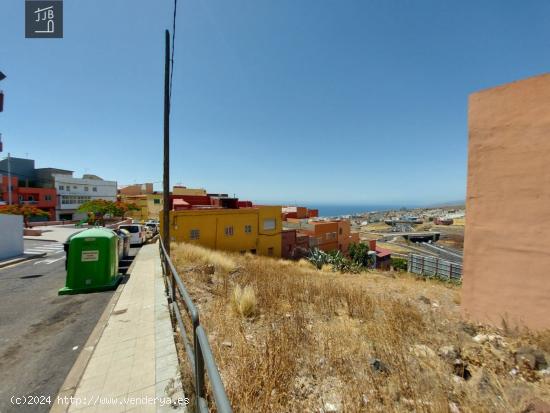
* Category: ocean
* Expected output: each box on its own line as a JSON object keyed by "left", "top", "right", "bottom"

{"left": 309, "top": 205, "right": 405, "bottom": 218}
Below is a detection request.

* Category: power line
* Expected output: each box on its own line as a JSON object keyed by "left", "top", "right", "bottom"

{"left": 169, "top": 0, "right": 178, "bottom": 104}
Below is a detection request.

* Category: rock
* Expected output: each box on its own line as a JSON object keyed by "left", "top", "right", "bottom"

{"left": 323, "top": 402, "right": 341, "bottom": 413}
{"left": 369, "top": 358, "right": 389, "bottom": 373}
{"left": 418, "top": 295, "right": 431, "bottom": 305}
{"left": 515, "top": 346, "right": 548, "bottom": 370}
{"left": 439, "top": 345, "right": 460, "bottom": 361}
{"left": 468, "top": 367, "right": 492, "bottom": 392}
{"left": 521, "top": 398, "right": 550, "bottom": 413}
{"left": 221, "top": 341, "right": 233, "bottom": 348}
{"left": 449, "top": 401, "right": 461, "bottom": 413}
{"left": 459, "top": 321, "right": 477, "bottom": 336}
{"left": 473, "top": 334, "right": 489, "bottom": 344}
{"left": 453, "top": 359, "right": 471, "bottom": 380}
{"left": 431, "top": 302, "right": 440, "bottom": 308}
{"left": 411, "top": 344, "right": 436, "bottom": 358}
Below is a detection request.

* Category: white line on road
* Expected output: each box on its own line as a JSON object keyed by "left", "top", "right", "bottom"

{"left": 34, "top": 257, "right": 65, "bottom": 265}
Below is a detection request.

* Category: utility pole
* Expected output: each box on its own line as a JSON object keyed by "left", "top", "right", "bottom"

{"left": 7, "top": 152, "right": 12, "bottom": 205}
{"left": 163, "top": 30, "right": 171, "bottom": 254}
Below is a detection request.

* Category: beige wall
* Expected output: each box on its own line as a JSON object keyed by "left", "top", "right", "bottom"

{"left": 462, "top": 73, "right": 550, "bottom": 330}
{"left": 172, "top": 186, "right": 207, "bottom": 196}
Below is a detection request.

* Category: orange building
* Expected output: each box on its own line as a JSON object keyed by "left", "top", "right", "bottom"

{"left": 0, "top": 176, "right": 57, "bottom": 220}
{"left": 462, "top": 73, "right": 550, "bottom": 330}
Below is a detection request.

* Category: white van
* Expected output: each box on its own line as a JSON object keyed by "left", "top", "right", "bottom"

{"left": 119, "top": 224, "right": 146, "bottom": 246}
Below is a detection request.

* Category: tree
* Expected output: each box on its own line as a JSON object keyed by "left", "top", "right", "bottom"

{"left": 78, "top": 200, "right": 139, "bottom": 225}
{"left": 348, "top": 242, "right": 373, "bottom": 268}
{"left": 0, "top": 204, "right": 50, "bottom": 228}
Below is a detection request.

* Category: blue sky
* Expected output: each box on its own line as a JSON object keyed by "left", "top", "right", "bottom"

{"left": 1, "top": 1, "right": 549, "bottom": 206}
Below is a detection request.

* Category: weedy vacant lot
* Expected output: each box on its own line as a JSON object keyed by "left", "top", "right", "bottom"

{"left": 171, "top": 243, "right": 550, "bottom": 413}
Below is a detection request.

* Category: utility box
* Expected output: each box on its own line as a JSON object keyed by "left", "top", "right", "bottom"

{"left": 59, "top": 228, "right": 122, "bottom": 295}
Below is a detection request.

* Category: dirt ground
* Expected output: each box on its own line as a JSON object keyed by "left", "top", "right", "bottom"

{"left": 171, "top": 243, "right": 550, "bottom": 413}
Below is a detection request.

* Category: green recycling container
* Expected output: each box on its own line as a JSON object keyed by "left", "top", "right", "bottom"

{"left": 59, "top": 227, "right": 122, "bottom": 295}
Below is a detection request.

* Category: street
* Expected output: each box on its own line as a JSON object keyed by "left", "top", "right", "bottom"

{"left": 0, "top": 240, "right": 136, "bottom": 413}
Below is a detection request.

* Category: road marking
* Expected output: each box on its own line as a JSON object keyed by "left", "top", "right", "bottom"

{"left": 34, "top": 256, "right": 65, "bottom": 265}
{"left": 24, "top": 243, "right": 64, "bottom": 255}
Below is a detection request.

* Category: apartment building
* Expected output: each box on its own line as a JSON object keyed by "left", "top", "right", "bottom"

{"left": 164, "top": 205, "right": 282, "bottom": 257}
{"left": 120, "top": 193, "right": 163, "bottom": 221}
{"left": 51, "top": 174, "right": 117, "bottom": 220}
{"left": 0, "top": 175, "right": 56, "bottom": 220}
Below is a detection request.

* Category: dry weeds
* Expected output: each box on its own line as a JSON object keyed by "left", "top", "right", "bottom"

{"left": 171, "top": 242, "right": 550, "bottom": 413}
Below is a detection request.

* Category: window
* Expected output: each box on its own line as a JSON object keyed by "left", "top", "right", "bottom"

{"left": 59, "top": 185, "right": 64, "bottom": 190}
{"left": 263, "top": 218, "right": 276, "bottom": 230}
{"left": 28, "top": 195, "right": 35, "bottom": 202}
{"left": 18, "top": 195, "right": 23, "bottom": 202}
{"left": 225, "top": 226, "right": 234, "bottom": 236}
{"left": 92, "top": 187, "right": 97, "bottom": 192}
{"left": 45, "top": 195, "right": 52, "bottom": 201}
{"left": 84, "top": 186, "right": 89, "bottom": 191}
{"left": 66, "top": 186, "right": 70, "bottom": 191}
{"left": 339, "top": 228, "right": 343, "bottom": 235}
{"left": 73, "top": 186, "right": 77, "bottom": 189}
{"left": 154, "top": 199, "right": 160, "bottom": 204}
{"left": 244, "top": 224, "right": 252, "bottom": 234}
{"left": 190, "top": 229, "right": 200, "bottom": 240}
{"left": 61, "top": 195, "right": 91, "bottom": 205}
{"left": 267, "top": 247, "right": 274, "bottom": 256}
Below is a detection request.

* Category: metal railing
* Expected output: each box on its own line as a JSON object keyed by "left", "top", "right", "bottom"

{"left": 159, "top": 239, "right": 232, "bottom": 413}
{"left": 407, "top": 253, "right": 462, "bottom": 280}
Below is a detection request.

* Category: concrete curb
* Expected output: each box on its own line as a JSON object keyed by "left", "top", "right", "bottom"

{"left": 50, "top": 278, "right": 127, "bottom": 413}
{"left": 0, "top": 252, "right": 47, "bottom": 269}
{"left": 23, "top": 237, "right": 59, "bottom": 242}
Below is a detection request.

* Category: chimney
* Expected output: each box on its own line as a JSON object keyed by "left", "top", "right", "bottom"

{"left": 369, "top": 239, "right": 377, "bottom": 251}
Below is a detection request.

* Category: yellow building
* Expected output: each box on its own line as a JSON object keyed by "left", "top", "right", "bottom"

{"left": 120, "top": 194, "right": 163, "bottom": 221}
{"left": 163, "top": 206, "right": 282, "bottom": 257}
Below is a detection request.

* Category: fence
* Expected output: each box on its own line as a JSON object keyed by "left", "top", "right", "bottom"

{"left": 159, "top": 239, "right": 232, "bottom": 413}
{"left": 407, "top": 253, "right": 462, "bottom": 280}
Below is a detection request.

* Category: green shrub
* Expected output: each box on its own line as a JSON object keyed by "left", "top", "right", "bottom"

{"left": 391, "top": 257, "right": 408, "bottom": 271}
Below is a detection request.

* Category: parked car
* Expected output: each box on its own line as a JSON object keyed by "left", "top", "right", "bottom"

{"left": 114, "top": 228, "right": 131, "bottom": 258}
{"left": 143, "top": 226, "right": 153, "bottom": 239}
{"left": 144, "top": 222, "right": 158, "bottom": 236}
{"left": 118, "top": 224, "right": 146, "bottom": 246}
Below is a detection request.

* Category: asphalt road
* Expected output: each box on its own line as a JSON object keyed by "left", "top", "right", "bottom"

{"left": 0, "top": 240, "right": 126, "bottom": 413}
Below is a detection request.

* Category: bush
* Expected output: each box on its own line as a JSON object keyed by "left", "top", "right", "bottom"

{"left": 348, "top": 242, "right": 373, "bottom": 267}
{"left": 307, "top": 249, "right": 360, "bottom": 273}
{"left": 232, "top": 284, "right": 257, "bottom": 318}
{"left": 391, "top": 257, "right": 408, "bottom": 271}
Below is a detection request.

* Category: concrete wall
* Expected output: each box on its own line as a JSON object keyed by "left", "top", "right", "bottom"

{"left": 462, "top": 73, "right": 550, "bottom": 330}
{"left": 0, "top": 214, "right": 24, "bottom": 260}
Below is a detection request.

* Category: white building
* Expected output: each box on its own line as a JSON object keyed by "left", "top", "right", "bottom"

{"left": 53, "top": 173, "right": 117, "bottom": 220}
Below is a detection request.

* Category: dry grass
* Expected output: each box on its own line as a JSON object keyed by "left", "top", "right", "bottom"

{"left": 231, "top": 284, "right": 257, "bottom": 318}
{"left": 171, "top": 242, "right": 550, "bottom": 413}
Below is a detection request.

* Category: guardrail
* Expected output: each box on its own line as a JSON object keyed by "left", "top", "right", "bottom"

{"left": 408, "top": 253, "right": 462, "bottom": 280}
{"left": 159, "top": 239, "right": 232, "bottom": 413}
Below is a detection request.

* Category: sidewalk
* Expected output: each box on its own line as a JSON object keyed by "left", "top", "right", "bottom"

{"left": 56, "top": 243, "right": 186, "bottom": 413}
